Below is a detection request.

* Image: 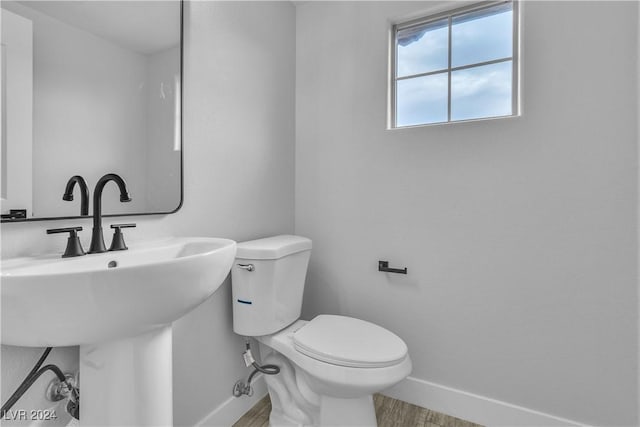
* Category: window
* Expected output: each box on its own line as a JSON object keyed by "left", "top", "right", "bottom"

{"left": 391, "top": 1, "right": 518, "bottom": 128}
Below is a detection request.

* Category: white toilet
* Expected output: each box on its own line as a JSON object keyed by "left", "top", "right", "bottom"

{"left": 231, "top": 235, "right": 412, "bottom": 426}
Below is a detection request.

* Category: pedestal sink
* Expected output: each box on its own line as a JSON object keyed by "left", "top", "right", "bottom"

{"left": 1, "top": 237, "right": 236, "bottom": 426}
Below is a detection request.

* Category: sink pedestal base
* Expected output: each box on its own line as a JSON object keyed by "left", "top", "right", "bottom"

{"left": 79, "top": 326, "right": 173, "bottom": 426}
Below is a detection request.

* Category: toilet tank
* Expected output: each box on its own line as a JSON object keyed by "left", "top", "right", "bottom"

{"left": 231, "top": 235, "right": 312, "bottom": 337}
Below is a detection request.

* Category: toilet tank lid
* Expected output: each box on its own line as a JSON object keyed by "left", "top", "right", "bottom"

{"left": 236, "top": 235, "right": 312, "bottom": 260}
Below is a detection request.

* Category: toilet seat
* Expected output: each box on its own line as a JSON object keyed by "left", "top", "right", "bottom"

{"left": 256, "top": 320, "right": 411, "bottom": 398}
{"left": 258, "top": 319, "right": 412, "bottom": 398}
{"left": 292, "top": 315, "right": 408, "bottom": 368}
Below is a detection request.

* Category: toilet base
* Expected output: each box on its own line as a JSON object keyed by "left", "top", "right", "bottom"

{"left": 259, "top": 344, "right": 378, "bottom": 427}
{"left": 318, "top": 395, "right": 377, "bottom": 427}
{"left": 269, "top": 395, "right": 376, "bottom": 427}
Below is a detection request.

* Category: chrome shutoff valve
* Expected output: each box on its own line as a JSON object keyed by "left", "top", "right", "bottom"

{"left": 46, "top": 373, "right": 80, "bottom": 420}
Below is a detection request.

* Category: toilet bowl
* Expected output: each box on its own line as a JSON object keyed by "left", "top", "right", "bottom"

{"left": 231, "top": 235, "right": 411, "bottom": 426}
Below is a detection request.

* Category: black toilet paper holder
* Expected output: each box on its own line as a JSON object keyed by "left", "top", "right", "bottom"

{"left": 378, "top": 260, "right": 407, "bottom": 275}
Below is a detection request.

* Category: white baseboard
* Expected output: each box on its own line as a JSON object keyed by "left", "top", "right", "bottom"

{"left": 196, "top": 375, "right": 268, "bottom": 427}
{"left": 195, "top": 374, "right": 592, "bottom": 427}
{"left": 382, "top": 376, "right": 591, "bottom": 427}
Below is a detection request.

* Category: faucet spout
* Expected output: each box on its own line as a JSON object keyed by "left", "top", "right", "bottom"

{"left": 88, "top": 173, "right": 132, "bottom": 254}
{"left": 62, "top": 175, "right": 90, "bottom": 216}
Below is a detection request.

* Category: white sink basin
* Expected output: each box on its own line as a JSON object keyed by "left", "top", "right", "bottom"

{"left": 1, "top": 237, "right": 236, "bottom": 347}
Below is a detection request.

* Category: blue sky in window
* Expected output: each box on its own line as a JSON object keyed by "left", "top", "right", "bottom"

{"left": 451, "top": 61, "right": 512, "bottom": 121}
{"left": 397, "top": 6, "right": 513, "bottom": 76}
{"left": 452, "top": 7, "right": 513, "bottom": 67}
{"left": 397, "top": 73, "right": 448, "bottom": 126}
{"left": 397, "top": 19, "right": 448, "bottom": 77}
{"left": 396, "top": 5, "right": 513, "bottom": 126}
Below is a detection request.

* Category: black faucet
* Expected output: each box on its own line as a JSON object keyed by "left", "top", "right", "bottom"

{"left": 62, "top": 175, "right": 90, "bottom": 216}
{"left": 88, "top": 173, "right": 132, "bottom": 254}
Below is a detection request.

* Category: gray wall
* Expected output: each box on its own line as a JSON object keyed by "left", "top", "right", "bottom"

{"left": 0, "top": 2, "right": 295, "bottom": 426}
{"left": 295, "top": 1, "right": 638, "bottom": 425}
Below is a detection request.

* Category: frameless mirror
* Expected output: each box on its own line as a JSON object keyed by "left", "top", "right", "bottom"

{"left": 1, "top": 0, "right": 182, "bottom": 222}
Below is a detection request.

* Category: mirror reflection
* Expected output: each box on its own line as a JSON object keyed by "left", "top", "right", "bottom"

{"left": 1, "top": 1, "right": 182, "bottom": 221}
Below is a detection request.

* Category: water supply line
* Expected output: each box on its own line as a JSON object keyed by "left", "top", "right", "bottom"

{"left": 233, "top": 338, "right": 280, "bottom": 397}
{"left": 1, "top": 347, "right": 79, "bottom": 420}
{"left": 1, "top": 347, "right": 51, "bottom": 417}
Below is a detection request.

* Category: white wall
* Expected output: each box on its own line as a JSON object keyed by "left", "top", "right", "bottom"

{"left": 2, "top": 1, "right": 637, "bottom": 426}
{"left": 0, "top": 2, "right": 295, "bottom": 426}
{"left": 295, "top": 1, "right": 638, "bottom": 426}
{"left": 1, "top": 9, "right": 33, "bottom": 217}
{"left": 1, "top": 2, "right": 150, "bottom": 217}
{"left": 171, "top": 2, "right": 295, "bottom": 424}
{"left": 145, "top": 46, "right": 182, "bottom": 213}
{"left": 637, "top": 4, "right": 640, "bottom": 425}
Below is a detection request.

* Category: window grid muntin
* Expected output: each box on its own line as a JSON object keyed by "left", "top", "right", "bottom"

{"left": 392, "top": 1, "right": 517, "bottom": 128}
{"left": 397, "top": 57, "right": 513, "bottom": 82}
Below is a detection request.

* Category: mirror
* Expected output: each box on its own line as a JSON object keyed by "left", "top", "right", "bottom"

{"left": 1, "top": 0, "right": 182, "bottom": 222}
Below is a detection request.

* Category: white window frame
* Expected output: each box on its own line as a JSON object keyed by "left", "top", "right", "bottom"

{"left": 389, "top": 1, "right": 520, "bottom": 129}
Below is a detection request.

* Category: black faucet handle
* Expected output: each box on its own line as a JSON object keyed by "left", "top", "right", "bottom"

{"left": 109, "top": 223, "right": 136, "bottom": 251}
{"left": 46, "top": 226, "right": 83, "bottom": 235}
{"left": 110, "top": 223, "right": 136, "bottom": 230}
{"left": 47, "top": 227, "right": 86, "bottom": 258}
